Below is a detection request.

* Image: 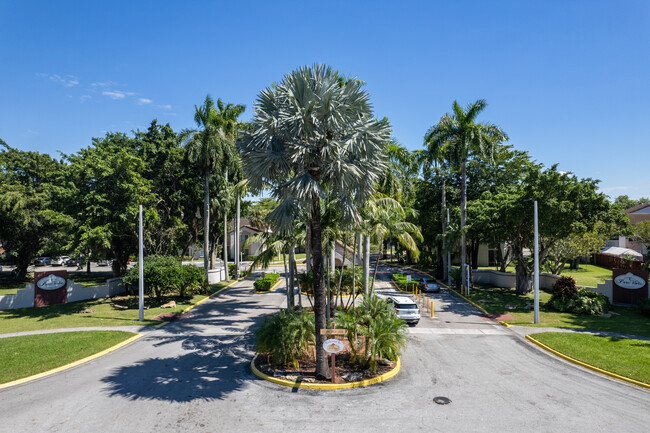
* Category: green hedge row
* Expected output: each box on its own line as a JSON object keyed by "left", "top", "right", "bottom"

{"left": 392, "top": 273, "right": 418, "bottom": 292}
{"left": 254, "top": 273, "right": 281, "bottom": 292}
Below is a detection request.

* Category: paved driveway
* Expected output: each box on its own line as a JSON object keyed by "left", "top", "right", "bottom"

{"left": 1, "top": 266, "right": 648, "bottom": 432}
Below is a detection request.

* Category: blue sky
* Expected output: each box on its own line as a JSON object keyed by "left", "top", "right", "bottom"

{"left": 1, "top": 0, "right": 648, "bottom": 199}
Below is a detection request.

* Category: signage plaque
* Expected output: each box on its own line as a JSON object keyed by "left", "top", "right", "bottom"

{"left": 323, "top": 339, "right": 344, "bottom": 354}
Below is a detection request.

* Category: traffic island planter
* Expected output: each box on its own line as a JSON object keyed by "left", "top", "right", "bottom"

{"left": 250, "top": 354, "right": 401, "bottom": 390}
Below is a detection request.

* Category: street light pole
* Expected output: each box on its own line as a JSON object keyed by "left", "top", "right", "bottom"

{"left": 138, "top": 204, "right": 144, "bottom": 322}
{"left": 533, "top": 200, "right": 540, "bottom": 324}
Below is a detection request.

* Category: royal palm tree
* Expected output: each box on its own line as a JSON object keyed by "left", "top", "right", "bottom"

{"left": 181, "top": 95, "right": 244, "bottom": 281}
{"left": 424, "top": 100, "right": 507, "bottom": 292}
{"left": 239, "top": 65, "right": 390, "bottom": 379}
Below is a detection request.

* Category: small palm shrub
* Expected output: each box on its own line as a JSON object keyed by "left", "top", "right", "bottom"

{"left": 255, "top": 309, "right": 315, "bottom": 367}
{"left": 254, "top": 273, "right": 280, "bottom": 292}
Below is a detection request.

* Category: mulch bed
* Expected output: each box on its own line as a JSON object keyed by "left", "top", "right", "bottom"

{"left": 254, "top": 352, "right": 395, "bottom": 384}
{"left": 152, "top": 312, "right": 182, "bottom": 321}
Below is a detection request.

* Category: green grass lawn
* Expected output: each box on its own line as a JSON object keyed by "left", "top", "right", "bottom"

{"left": 465, "top": 285, "right": 650, "bottom": 337}
{"left": 0, "top": 283, "right": 227, "bottom": 334}
{"left": 559, "top": 264, "right": 611, "bottom": 287}
{"left": 0, "top": 331, "right": 136, "bottom": 384}
{"left": 476, "top": 264, "right": 611, "bottom": 288}
{"left": 532, "top": 332, "right": 650, "bottom": 385}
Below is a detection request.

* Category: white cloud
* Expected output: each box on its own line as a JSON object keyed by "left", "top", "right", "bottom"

{"left": 80, "top": 95, "right": 92, "bottom": 101}
{"left": 138, "top": 98, "right": 152, "bottom": 104}
{"left": 102, "top": 90, "right": 134, "bottom": 100}
{"left": 160, "top": 104, "right": 172, "bottom": 110}
{"left": 26, "top": 130, "right": 39, "bottom": 135}
{"left": 36, "top": 73, "right": 79, "bottom": 87}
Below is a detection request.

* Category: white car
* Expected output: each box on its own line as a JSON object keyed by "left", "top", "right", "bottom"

{"left": 386, "top": 295, "right": 420, "bottom": 325}
{"left": 51, "top": 256, "right": 70, "bottom": 266}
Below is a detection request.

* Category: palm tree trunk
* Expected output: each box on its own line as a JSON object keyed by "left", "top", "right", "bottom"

{"left": 460, "top": 158, "right": 467, "bottom": 294}
{"left": 289, "top": 246, "right": 296, "bottom": 308}
{"left": 223, "top": 167, "right": 229, "bottom": 282}
{"left": 310, "top": 191, "right": 328, "bottom": 379}
{"left": 203, "top": 167, "right": 210, "bottom": 282}
{"left": 235, "top": 195, "right": 240, "bottom": 279}
{"left": 363, "top": 235, "right": 370, "bottom": 295}
{"left": 305, "top": 222, "right": 311, "bottom": 273}
{"left": 370, "top": 241, "right": 383, "bottom": 292}
{"left": 335, "top": 236, "right": 347, "bottom": 311}
{"left": 326, "top": 251, "right": 330, "bottom": 322}
{"left": 283, "top": 251, "right": 292, "bottom": 308}
{"left": 442, "top": 177, "right": 447, "bottom": 282}
{"left": 351, "top": 233, "right": 357, "bottom": 309}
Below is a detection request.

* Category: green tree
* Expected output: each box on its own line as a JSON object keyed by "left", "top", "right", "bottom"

{"left": 66, "top": 133, "right": 152, "bottom": 276}
{"left": 425, "top": 100, "right": 508, "bottom": 292}
{"left": 0, "top": 143, "right": 73, "bottom": 278}
{"left": 239, "top": 65, "right": 390, "bottom": 379}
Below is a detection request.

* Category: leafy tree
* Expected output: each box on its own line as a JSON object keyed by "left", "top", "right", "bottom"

{"left": 612, "top": 195, "right": 649, "bottom": 210}
{"left": 632, "top": 221, "right": 650, "bottom": 269}
{"left": 0, "top": 143, "right": 73, "bottom": 278}
{"left": 239, "top": 65, "right": 390, "bottom": 379}
{"left": 66, "top": 132, "right": 152, "bottom": 276}
{"left": 425, "top": 100, "right": 508, "bottom": 292}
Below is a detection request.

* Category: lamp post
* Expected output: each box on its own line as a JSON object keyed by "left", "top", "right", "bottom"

{"left": 138, "top": 204, "right": 144, "bottom": 321}
{"left": 532, "top": 200, "right": 540, "bottom": 324}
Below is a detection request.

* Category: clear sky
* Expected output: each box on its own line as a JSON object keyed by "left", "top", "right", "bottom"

{"left": 1, "top": 0, "right": 648, "bottom": 199}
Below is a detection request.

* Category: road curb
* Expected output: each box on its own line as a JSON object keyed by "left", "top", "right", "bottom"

{"left": 250, "top": 354, "right": 401, "bottom": 390}
{"left": 0, "top": 332, "right": 142, "bottom": 390}
{"left": 525, "top": 334, "right": 650, "bottom": 390}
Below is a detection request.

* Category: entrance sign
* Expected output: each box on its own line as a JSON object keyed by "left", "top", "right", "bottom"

{"left": 323, "top": 339, "right": 344, "bottom": 354}
{"left": 34, "top": 270, "right": 68, "bottom": 307}
{"left": 614, "top": 272, "right": 645, "bottom": 290}
{"left": 36, "top": 274, "right": 66, "bottom": 290}
{"left": 612, "top": 268, "right": 648, "bottom": 305}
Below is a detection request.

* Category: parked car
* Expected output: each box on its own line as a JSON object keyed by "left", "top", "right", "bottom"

{"left": 386, "top": 295, "right": 420, "bottom": 325}
{"left": 97, "top": 260, "right": 109, "bottom": 267}
{"left": 34, "top": 257, "right": 51, "bottom": 266}
{"left": 420, "top": 278, "right": 440, "bottom": 293}
{"left": 65, "top": 258, "right": 82, "bottom": 267}
{"left": 51, "top": 256, "right": 70, "bottom": 266}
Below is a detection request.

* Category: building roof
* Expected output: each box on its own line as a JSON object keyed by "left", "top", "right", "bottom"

{"left": 601, "top": 246, "right": 643, "bottom": 260}
{"left": 228, "top": 218, "right": 267, "bottom": 234}
{"left": 623, "top": 202, "right": 650, "bottom": 225}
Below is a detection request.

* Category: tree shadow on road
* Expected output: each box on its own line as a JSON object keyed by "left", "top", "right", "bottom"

{"left": 100, "top": 333, "right": 254, "bottom": 402}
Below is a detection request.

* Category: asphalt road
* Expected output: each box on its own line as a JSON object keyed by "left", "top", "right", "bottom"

{"left": 1, "top": 265, "right": 648, "bottom": 432}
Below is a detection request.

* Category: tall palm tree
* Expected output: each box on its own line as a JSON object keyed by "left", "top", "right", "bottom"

{"left": 181, "top": 95, "right": 230, "bottom": 278}
{"left": 424, "top": 100, "right": 507, "bottom": 293}
{"left": 239, "top": 65, "right": 390, "bottom": 379}
{"left": 365, "top": 197, "right": 422, "bottom": 291}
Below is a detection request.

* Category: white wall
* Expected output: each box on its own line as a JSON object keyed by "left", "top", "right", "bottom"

{"left": 0, "top": 277, "right": 127, "bottom": 310}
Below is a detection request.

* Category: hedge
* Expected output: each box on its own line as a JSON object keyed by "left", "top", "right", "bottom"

{"left": 254, "top": 273, "right": 280, "bottom": 292}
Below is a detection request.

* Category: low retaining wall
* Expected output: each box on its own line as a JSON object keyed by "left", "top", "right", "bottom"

{"left": 471, "top": 269, "right": 614, "bottom": 302}
{"left": 0, "top": 278, "right": 127, "bottom": 310}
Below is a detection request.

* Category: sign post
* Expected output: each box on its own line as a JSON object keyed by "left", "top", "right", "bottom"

{"left": 321, "top": 328, "right": 345, "bottom": 383}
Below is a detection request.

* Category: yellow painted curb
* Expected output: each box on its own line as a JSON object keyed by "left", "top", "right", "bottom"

{"left": 155, "top": 277, "right": 245, "bottom": 328}
{"left": 0, "top": 332, "right": 143, "bottom": 390}
{"left": 525, "top": 334, "right": 650, "bottom": 390}
{"left": 250, "top": 355, "right": 401, "bottom": 389}
{"left": 498, "top": 321, "right": 511, "bottom": 328}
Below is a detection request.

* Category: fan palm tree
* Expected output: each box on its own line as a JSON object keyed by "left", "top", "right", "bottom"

{"left": 424, "top": 100, "right": 507, "bottom": 292}
{"left": 181, "top": 95, "right": 244, "bottom": 280}
{"left": 239, "top": 65, "right": 390, "bottom": 379}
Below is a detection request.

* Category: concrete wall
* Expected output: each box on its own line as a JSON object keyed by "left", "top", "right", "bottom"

{"left": 207, "top": 269, "right": 223, "bottom": 285}
{"left": 0, "top": 284, "right": 35, "bottom": 310}
{"left": 0, "top": 277, "right": 127, "bottom": 310}
{"left": 471, "top": 269, "right": 615, "bottom": 302}
{"left": 472, "top": 269, "right": 561, "bottom": 290}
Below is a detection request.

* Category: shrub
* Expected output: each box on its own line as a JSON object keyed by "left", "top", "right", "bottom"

{"left": 552, "top": 276, "right": 578, "bottom": 297}
{"left": 548, "top": 288, "right": 610, "bottom": 315}
{"left": 638, "top": 298, "right": 650, "bottom": 318}
{"left": 449, "top": 267, "right": 462, "bottom": 288}
{"left": 122, "top": 256, "right": 205, "bottom": 298}
{"left": 392, "top": 273, "right": 417, "bottom": 292}
{"left": 228, "top": 264, "right": 237, "bottom": 279}
{"left": 254, "top": 272, "right": 280, "bottom": 292}
{"left": 255, "top": 309, "right": 315, "bottom": 367}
